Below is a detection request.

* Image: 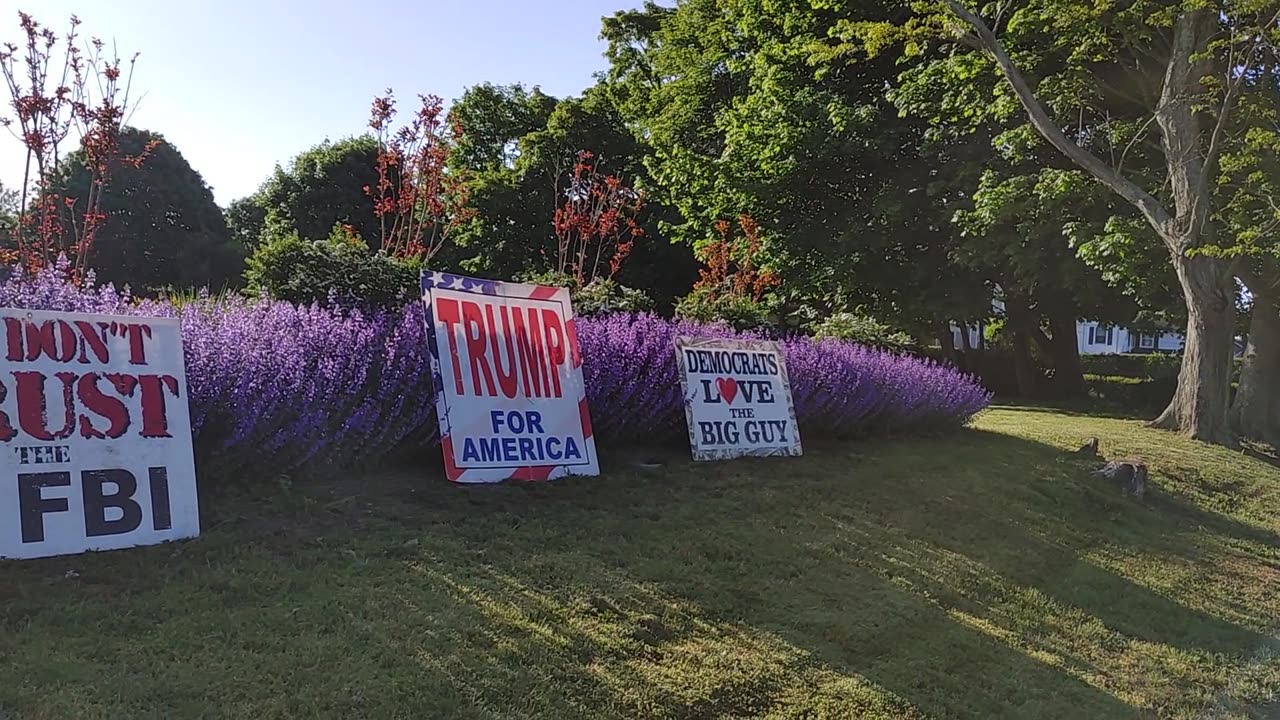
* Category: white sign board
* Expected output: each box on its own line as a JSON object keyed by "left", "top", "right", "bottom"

{"left": 421, "top": 271, "right": 599, "bottom": 483}
{"left": 675, "top": 336, "right": 802, "bottom": 461}
{"left": 0, "top": 308, "right": 198, "bottom": 559}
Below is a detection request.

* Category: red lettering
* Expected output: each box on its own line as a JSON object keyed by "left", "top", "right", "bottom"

{"left": 0, "top": 378, "right": 15, "bottom": 441}
{"left": 512, "top": 308, "right": 547, "bottom": 397}
{"left": 124, "top": 323, "right": 152, "bottom": 365}
{"left": 4, "top": 317, "right": 22, "bottom": 362}
{"left": 486, "top": 304, "right": 519, "bottom": 399}
{"left": 75, "top": 321, "right": 109, "bottom": 364}
{"left": 77, "top": 373, "right": 131, "bottom": 439}
{"left": 462, "top": 300, "right": 496, "bottom": 397}
{"left": 435, "top": 297, "right": 466, "bottom": 395}
{"left": 540, "top": 309, "right": 565, "bottom": 398}
{"left": 23, "top": 320, "right": 55, "bottom": 362}
{"left": 53, "top": 321, "right": 76, "bottom": 362}
{"left": 139, "top": 374, "right": 180, "bottom": 438}
{"left": 105, "top": 372, "right": 139, "bottom": 398}
{"left": 15, "top": 370, "right": 76, "bottom": 441}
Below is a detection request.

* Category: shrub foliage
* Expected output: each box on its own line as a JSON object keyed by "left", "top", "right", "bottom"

{"left": 1, "top": 262, "right": 991, "bottom": 481}
{"left": 244, "top": 224, "right": 420, "bottom": 309}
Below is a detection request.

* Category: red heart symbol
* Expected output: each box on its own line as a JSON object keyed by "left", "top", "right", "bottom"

{"left": 716, "top": 377, "right": 738, "bottom": 405}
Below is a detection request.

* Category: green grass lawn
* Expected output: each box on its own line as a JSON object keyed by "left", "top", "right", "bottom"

{"left": 2, "top": 406, "right": 1278, "bottom": 719}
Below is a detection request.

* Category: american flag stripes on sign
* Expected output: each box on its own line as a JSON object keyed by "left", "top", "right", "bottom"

{"left": 420, "top": 271, "right": 599, "bottom": 483}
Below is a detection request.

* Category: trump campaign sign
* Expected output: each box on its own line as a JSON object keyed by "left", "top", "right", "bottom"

{"left": 0, "top": 308, "right": 199, "bottom": 560}
{"left": 421, "top": 271, "right": 599, "bottom": 483}
{"left": 675, "top": 336, "right": 802, "bottom": 461}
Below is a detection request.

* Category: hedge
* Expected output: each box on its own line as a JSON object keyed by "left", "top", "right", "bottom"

{"left": 0, "top": 262, "right": 992, "bottom": 480}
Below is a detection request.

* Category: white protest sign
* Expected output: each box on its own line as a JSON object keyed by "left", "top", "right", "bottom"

{"left": 421, "top": 271, "right": 599, "bottom": 483}
{"left": 675, "top": 336, "right": 802, "bottom": 461}
{"left": 0, "top": 308, "right": 198, "bottom": 560}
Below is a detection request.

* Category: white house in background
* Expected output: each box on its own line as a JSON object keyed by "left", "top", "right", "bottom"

{"left": 950, "top": 319, "right": 1185, "bottom": 355}
{"left": 1074, "top": 321, "right": 1184, "bottom": 355}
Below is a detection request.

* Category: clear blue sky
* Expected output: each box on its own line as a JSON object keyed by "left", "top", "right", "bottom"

{"left": 0, "top": 0, "right": 642, "bottom": 205}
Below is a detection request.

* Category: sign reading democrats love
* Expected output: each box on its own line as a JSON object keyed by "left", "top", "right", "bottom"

{"left": 675, "top": 336, "right": 802, "bottom": 461}
{"left": 0, "top": 308, "right": 199, "bottom": 560}
{"left": 421, "top": 271, "right": 599, "bottom": 483}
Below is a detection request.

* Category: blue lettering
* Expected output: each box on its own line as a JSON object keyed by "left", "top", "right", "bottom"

{"left": 479, "top": 437, "right": 502, "bottom": 462}
{"left": 502, "top": 437, "right": 518, "bottom": 460}
{"left": 462, "top": 438, "right": 479, "bottom": 462}
{"left": 518, "top": 437, "right": 536, "bottom": 459}
{"left": 564, "top": 437, "right": 582, "bottom": 460}
{"left": 546, "top": 437, "right": 562, "bottom": 460}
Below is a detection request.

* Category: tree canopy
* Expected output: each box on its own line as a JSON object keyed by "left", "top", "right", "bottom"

{"left": 55, "top": 127, "right": 243, "bottom": 293}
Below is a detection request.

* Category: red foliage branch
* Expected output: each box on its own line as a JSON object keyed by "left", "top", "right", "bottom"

{"left": 552, "top": 150, "right": 645, "bottom": 285}
{"left": 0, "top": 11, "right": 152, "bottom": 280}
{"left": 364, "top": 89, "right": 475, "bottom": 261}
{"left": 696, "top": 215, "right": 779, "bottom": 301}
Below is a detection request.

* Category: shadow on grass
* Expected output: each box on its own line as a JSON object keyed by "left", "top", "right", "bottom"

{"left": 986, "top": 400, "right": 1152, "bottom": 422}
{"left": 358, "top": 428, "right": 1276, "bottom": 716}
{"left": 3, "top": 422, "right": 1277, "bottom": 718}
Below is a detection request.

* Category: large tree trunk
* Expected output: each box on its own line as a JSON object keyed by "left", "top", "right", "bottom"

{"left": 958, "top": 321, "right": 974, "bottom": 353}
{"left": 1046, "top": 302, "right": 1087, "bottom": 399}
{"left": 1004, "top": 292, "right": 1041, "bottom": 398}
{"left": 1231, "top": 277, "right": 1280, "bottom": 446}
{"left": 937, "top": 322, "right": 958, "bottom": 367}
{"left": 1030, "top": 325, "right": 1055, "bottom": 360}
{"left": 948, "top": 3, "right": 1237, "bottom": 443}
{"left": 1150, "top": 254, "right": 1237, "bottom": 445}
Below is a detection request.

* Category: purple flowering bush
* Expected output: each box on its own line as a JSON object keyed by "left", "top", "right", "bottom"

{"left": 578, "top": 314, "right": 991, "bottom": 443}
{"left": 0, "top": 263, "right": 990, "bottom": 479}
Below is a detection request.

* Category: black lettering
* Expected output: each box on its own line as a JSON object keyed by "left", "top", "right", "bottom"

{"left": 699, "top": 421, "right": 718, "bottom": 445}
{"left": 148, "top": 467, "right": 172, "bottom": 531}
{"left": 82, "top": 469, "right": 143, "bottom": 537}
{"left": 758, "top": 382, "right": 775, "bottom": 403}
{"left": 18, "top": 471, "right": 71, "bottom": 543}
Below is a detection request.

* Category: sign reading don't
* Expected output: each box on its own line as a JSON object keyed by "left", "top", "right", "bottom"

{"left": 0, "top": 308, "right": 199, "bottom": 560}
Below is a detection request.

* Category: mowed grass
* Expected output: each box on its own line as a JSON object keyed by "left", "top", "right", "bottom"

{"left": 1, "top": 407, "right": 1279, "bottom": 719}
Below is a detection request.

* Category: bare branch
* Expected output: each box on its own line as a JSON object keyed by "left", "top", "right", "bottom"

{"left": 942, "top": 0, "right": 1176, "bottom": 245}
{"left": 1200, "top": 7, "right": 1280, "bottom": 200}
{"left": 1117, "top": 112, "right": 1160, "bottom": 175}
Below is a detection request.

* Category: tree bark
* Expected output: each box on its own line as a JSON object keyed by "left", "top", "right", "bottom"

{"left": 945, "top": 3, "right": 1237, "bottom": 443}
{"left": 1150, "top": 254, "right": 1237, "bottom": 445}
{"left": 1046, "top": 302, "right": 1087, "bottom": 399}
{"left": 937, "top": 322, "right": 958, "bottom": 366}
{"left": 1030, "top": 325, "right": 1054, "bottom": 361}
{"left": 1004, "top": 292, "right": 1041, "bottom": 398}
{"left": 1231, "top": 270, "right": 1280, "bottom": 446}
{"left": 958, "top": 321, "right": 974, "bottom": 353}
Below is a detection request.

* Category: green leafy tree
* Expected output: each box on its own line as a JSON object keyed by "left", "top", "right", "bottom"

{"left": 224, "top": 196, "right": 267, "bottom": 253}
{"left": 450, "top": 83, "right": 557, "bottom": 171}
{"left": 851, "top": 0, "right": 1280, "bottom": 444}
{"left": 255, "top": 136, "right": 381, "bottom": 246}
{"left": 1216, "top": 97, "right": 1280, "bottom": 444}
{"left": 599, "top": 0, "right": 992, "bottom": 339}
{"left": 957, "top": 166, "right": 1153, "bottom": 398}
{"left": 449, "top": 83, "right": 698, "bottom": 310}
{"left": 54, "top": 128, "right": 243, "bottom": 292}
